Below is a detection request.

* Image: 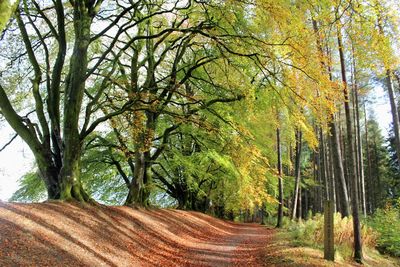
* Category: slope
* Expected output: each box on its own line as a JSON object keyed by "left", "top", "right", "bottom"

{"left": 0, "top": 201, "right": 272, "bottom": 266}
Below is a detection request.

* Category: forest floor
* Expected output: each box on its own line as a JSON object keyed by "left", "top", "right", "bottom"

{"left": 0, "top": 201, "right": 399, "bottom": 267}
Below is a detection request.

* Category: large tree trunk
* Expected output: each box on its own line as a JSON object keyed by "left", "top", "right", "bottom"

{"left": 59, "top": 4, "right": 93, "bottom": 202}
{"left": 125, "top": 151, "right": 151, "bottom": 206}
{"left": 276, "top": 128, "right": 284, "bottom": 228}
{"left": 338, "top": 30, "right": 363, "bottom": 263}
{"left": 36, "top": 150, "right": 61, "bottom": 199}
{"left": 126, "top": 110, "right": 157, "bottom": 206}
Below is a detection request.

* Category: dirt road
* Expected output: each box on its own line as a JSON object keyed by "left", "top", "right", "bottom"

{"left": 181, "top": 222, "right": 273, "bottom": 266}
{"left": 0, "top": 202, "right": 273, "bottom": 267}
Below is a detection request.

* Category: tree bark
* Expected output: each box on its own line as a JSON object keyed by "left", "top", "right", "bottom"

{"left": 338, "top": 29, "right": 363, "bottom": 263}
{"left": 385, "top": 71, "right": 400, "bottom": 166}
{"left": 364, "top": 105, "right": 373, "bottom": 214}
{"left": 291, "top": 130, "right": 302, "bottom": 220}
{"left": 276, "top": 128, "right": 284, "bottom": 227}
{"left": 58, "top": 4, "right": 93, "bottom": 201}
{"left": 319, "top": 130, "right": 329, "bottom": 201}
{"left": 354, "top": 84, "right": 367, "bottom": 216}
{"left": 329, "top": 119, "right": 350, "bottom": 217}
{"left": 125, "top": 151, "right": 148, "bottom": 206}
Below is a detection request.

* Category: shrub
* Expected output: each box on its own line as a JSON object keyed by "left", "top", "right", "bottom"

{"left": 368, "top": 202, "right": 400, "bottom": 257}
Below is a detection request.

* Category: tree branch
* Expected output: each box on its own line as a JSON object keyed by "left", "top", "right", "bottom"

{"left": 0, "top": 133, "right": 18, "bottom": 152}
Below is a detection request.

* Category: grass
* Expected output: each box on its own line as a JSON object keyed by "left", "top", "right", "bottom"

{"left": 266, "top": 213, "right": 400, "bottom": 266}
{"left": 285, "top": 213, "right": 378, "bottom": 260}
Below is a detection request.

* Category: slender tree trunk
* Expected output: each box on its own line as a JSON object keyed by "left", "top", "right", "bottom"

{"left": 351, "top": 49, "right": 367, "bottom": 216}
{"left": 327, "top": 140, "right": 336, "bottom": 212}
{"left": 338, "top": 30, "right": 363, "bottom": 263}
{"left": 319, "top": 129, "right": 329, "bottom": 201}
{"left": 312, "top": 18, "right": 347, "bottom": 215}
{"left": 261, "top": 202, "right": 266, "bottom": 225}
{"left": 304, "top": 188, "right": 309, "bottom": 219}
{"left": 373, "top": 137, "right": 382, "bottom": 208}
{"left": 354, "top": 85, "right": 367, "bottom": 216}
{"left": 329, "top": 119, "right": 350, "bottom": 217}
{"left": 276, "top": 128, "right": 284, "bottom": 228}
{"left": 335, "top": 166, "right": 342, "bottom": 214}
{"left": 291, "top": 130, "right": 303, "bottom": 220}
{"left": 298, "top": 186, "right": 302, "bottom": 221}
{"left": 312, "top": 149, "right": 319, "bottom": 214}
{"left": 316, "top": 133, "right": 323, "bottom": 214}
{"left": 385, "top": 71, "right": 400, "bottom": 166}
{"left": 364, "top": 105, "right": 373, "bottom": 214}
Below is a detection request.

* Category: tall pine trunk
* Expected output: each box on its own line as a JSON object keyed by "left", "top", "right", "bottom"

{"left": 338, "top": 30, "right": 363, "bottom": 263}
{"left": 364, "top": 105, "right": 373, "bottom": 214}
{"left": 291, "top": 130, "right": 302, "bottom": 220}
{"left": 329, "top": 119, "right": 350, "bottom": 217}
{"left": 354, "top": 85, "right": 367, "bottom": 216}
{"left": 312, "top": 18, "right": 349, "bottom": 216}
{"left": 386, "top": 71, "right": 400, "bottom": 165}
{"left": 276, "top": 128, "right": 284, "bottom": 228}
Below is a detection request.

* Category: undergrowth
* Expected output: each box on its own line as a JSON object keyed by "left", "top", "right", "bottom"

{"left": 368, "top": 201, "right": 400, "bottom": 257}
{"left": 285, "top": 213, "right": 378, "bottom": 260}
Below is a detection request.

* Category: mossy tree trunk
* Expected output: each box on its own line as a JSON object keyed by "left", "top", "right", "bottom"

{"left": 58, "top": 2, "right": 93, "bottom": 201}
{"left": 0, "top": 1, "right": 104, "bottom": 202}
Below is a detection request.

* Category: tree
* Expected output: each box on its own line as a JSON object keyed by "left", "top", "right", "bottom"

{"left": 276, "top": 127, "right": 283, "bottom": 227}
{"left": 291, "top": 130, "right": 302, "bottom": 220}
{"left": 337, "top": 25, "right": 363, "bottom": 263}
{"left": 1, "top": 0, "right": 348, "bottom": 216}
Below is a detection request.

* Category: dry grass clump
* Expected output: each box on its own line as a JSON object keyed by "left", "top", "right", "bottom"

{"left": 287, "top": 213, "right": 378, "bottom": 259}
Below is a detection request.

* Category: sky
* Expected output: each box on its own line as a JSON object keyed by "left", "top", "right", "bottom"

{"left": 0, "top": 126, "right": 33, "bottom": 201}
{"left": 0, "top": 85, "right": 393, "bottom": 201}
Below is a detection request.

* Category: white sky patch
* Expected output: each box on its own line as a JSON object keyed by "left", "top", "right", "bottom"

{"left": 0, "top": 124, "right": 33, "bottom": 201}
{"left": 368, "top": 85, "right": 393, "bottom": 138}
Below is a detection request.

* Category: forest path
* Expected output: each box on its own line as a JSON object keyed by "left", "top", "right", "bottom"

{"left": 0, "top": 201, "right": 274, "bottom": 267}
{"left": 181, "top": 222, "right": 274, "bottom": 266}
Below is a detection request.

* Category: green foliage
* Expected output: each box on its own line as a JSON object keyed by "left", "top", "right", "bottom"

{"left": 0, "top": 0, "right": 16, "bottom": 32}
{"left": 364, "top": 114, "right": 394, "bottom": 210}
{"left": 10, "top": 172, "right": 46, "bottom": 202}
{"left": 80, "top": 134, "right": 129, "bottom": 205}
{"left": 368, "top": 201, "right": 400, "bottom": 257}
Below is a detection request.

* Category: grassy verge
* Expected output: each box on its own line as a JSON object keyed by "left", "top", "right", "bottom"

{"left": 263, "top": 214, "right": 400, "bottom": 266}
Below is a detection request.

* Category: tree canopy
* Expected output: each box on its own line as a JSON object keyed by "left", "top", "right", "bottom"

{"left": 2, "top": 0, "right": 400, "bottom": 263}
